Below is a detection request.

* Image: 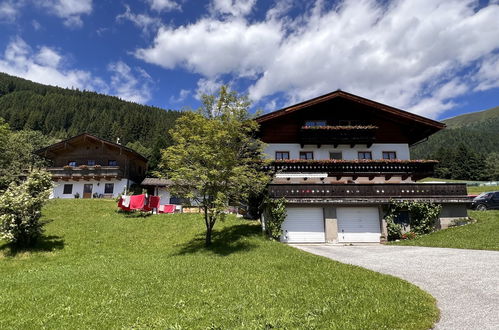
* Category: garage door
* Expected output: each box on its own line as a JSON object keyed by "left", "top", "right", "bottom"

{"left": 281, "top": 207, "right": 325, "bottom": 243}
{"left": 337, "top": 207, "right": 381, "bottom": 243}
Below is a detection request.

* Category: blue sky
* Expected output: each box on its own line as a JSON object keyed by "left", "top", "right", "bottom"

{"left": 0, "top": 0, "right": 498, "bottom": 120}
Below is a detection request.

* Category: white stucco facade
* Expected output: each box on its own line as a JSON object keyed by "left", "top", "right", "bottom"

{"left": 263, "top": 143, "right": 411, "bottom": 160}
{"left": 50, "top": 178, "right": 132, "bottom": 199}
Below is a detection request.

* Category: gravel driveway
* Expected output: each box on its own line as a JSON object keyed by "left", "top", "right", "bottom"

{"left": 294, "top": 245, "right": 499, "bottom": 330}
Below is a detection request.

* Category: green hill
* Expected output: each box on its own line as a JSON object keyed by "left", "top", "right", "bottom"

{"left": 411, "top": 105, "right": 499, "bottom": 180}
{"left": 0, "top": 72, "right": 183, "bottom": 169}
{"left": 443, "top": 106, "right": 499, "bottom": 129}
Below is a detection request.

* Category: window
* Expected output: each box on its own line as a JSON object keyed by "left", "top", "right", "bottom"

{"left": 330, "top": 152, "right": 342, "bottom": 160}
{"left": 63, "top": 184, "right": 73, "bottom": 194}
{"left": 68, "top": 161, "right": 76, "bottom": 167}
{"left": 358, "top": 151, "right": 372, "bottom": 160}
{"left": 304, "top": 120, "right": 327, "bottom": 127}
{"left": 299, "top": 151, "right": 314, "bottom": 160}
{"left": 108, "top": 160, "right": 117, "bottom": 166}
{"left": 104, "top": 183, "right": 114, "bottom": 194}
{"left": 275, "top": 151, "right": 290, "bottom": 160}
{"left": 382, "top": 151, "right": 397, "bottom": 160}
{"left": 87, "top": 160, "right": 96, "bottom": 166}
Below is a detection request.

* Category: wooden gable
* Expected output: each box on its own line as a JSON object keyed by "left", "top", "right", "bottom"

{"left": 256, "top": 90, "right": 445, "bottom": 145}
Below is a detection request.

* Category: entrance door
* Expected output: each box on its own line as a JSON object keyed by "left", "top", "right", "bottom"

{"left": 83, "top": 184, "right": 93, "bottom": 199}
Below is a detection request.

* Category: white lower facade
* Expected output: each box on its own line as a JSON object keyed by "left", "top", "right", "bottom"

{"left": 280, "top": 206, "right": 382, "bottom": 243}
{"left": 50, "top": 178, "right": 132, "bottom": 199}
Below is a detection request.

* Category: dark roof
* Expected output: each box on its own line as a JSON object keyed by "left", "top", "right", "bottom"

{"left": 141, "top": 177, "right": 173, "bottom": 186}
{"left": 256, "top": 90, "right": 445, "bottom": 130}
{"left": 35, "top": 133, "right": 148, "bottom": 162}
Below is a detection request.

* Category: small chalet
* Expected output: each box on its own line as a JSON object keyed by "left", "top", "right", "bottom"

{"left": 35, "top": 133, "right": 147, "bottom": 199}
{"left": 259, "top": 90, "right": 470, "bottom": 243}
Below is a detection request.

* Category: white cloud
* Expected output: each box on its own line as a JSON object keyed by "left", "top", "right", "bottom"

{"left": 135, "top": 0, "right": 499, "bottom": 118}
{"left": 108, "top": 61, "right": 153, "bottom": 104}
{"left": 0, "top": 0, "right": 22, "bottom": 22}
{"left": 145, "top": 0, "right": 180, "bottom": 12}
{"left": 210, "top": 0, "right": 256, "bottom": 17}
{"left": 135, "top": 18, "right": 282, "bottom": 77}
{"left": 116, "top": 4, "right": 161, "bottom": 35}
{"left": 0, "top": 37, "right": 104, "bottom": 91}
{"left": 474, "top": 55, "right": 499, "bottom": 91}
{"left": 169, "top": 88, "right": 190, "bottom": 104}
{"left": 38, "top": 0, "right": 92, "bottom": 28}
{"left": 195, "top": 78, "right": 223, "bottom": 100}
{"left": 32, "top": 19, "right": 42, "bottom": 30}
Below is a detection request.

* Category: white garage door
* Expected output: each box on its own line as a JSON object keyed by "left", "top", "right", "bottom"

{"left": 281, "top": 207, "right": 325, "bottom": 243}
{"left": 337, "top": 207, "right": 381, "bottom": 243}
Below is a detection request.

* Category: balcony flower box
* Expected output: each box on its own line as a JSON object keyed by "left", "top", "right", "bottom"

{"left": 63, "top": 165, "right": 72, "bottom": 170}
{"left": 78, "top": 165, "right": 88, "bottom": 170}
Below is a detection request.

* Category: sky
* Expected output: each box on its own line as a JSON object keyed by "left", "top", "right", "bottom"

{"left": 0, "top": 0, "right": 498, "bottom": 120}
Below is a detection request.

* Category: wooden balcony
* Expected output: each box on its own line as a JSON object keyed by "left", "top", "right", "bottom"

{"left": 47, "top": 166, "right": 124, "bottom": 181}
{"left": 299, "top": 125, "right": 378, "bottom": 147}
{"left": 266, "top": 160, "right": 437, "bottom": 180}
{"left": 268, "top": 183, "right": 470, "bottom": 204}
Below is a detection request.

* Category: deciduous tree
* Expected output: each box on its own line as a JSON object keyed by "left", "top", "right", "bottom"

{"left": 160, "top": 86, "right": 269, "bottom": 246}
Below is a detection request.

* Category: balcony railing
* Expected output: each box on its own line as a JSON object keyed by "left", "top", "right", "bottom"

{"left": 47, "top": 166, "right": 124, "bottom": 180}
{"left": 266, "top": 160, "right": 437, "bottom": 180}
{"left": 299, "top": 125, "right": 378, "bottom": 147}
{"left": 268, "top": 183, "right": 468, "bottom": 200}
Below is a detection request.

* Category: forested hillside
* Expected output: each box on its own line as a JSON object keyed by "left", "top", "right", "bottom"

{"left": 0, "top": 72, "right": 183, "bottom": 170}
{"left": 411, "top": 106, "right": 499, "bottom": 180}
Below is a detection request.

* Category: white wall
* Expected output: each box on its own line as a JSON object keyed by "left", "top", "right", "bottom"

{"left": 156, "top": 188, "right": 171, "bottom": 204}
{"left": 263, "top": 143, "right": 410, "bottom": 160}
{"left": 51, "top": 178, "right": 131, "bottom": 199}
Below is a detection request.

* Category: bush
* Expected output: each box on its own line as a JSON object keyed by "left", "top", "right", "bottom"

{"left": 384, "top": 201, "right": 442, "bottom": 241}
{"left": 0, "top": 170, "right": 53, "bottom": 246}
{"left": 264, "top": 197, "right": 287, "bottom": 240}
{"left": 386, "top": 217, "right": 402, "bottom": 240}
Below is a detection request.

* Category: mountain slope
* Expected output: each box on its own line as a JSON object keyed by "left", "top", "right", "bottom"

{"left": 411, "top": 105, "right": 499, "bottom": 159}
{"left": 443, "top": 106, "right": 499, "bottom": 129}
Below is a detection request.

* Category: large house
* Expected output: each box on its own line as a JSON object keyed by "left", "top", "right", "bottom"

{"left": 35, "top": 133, "right": 147, "bottom": 199}
{"left": 258, "top": 90, "right": 469, "bottom": 243}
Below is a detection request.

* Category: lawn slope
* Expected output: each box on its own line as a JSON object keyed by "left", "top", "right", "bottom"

{"left": 391, "top": 211, "right": 499, "bottom": 251}
{"left": 1, "top": 200, "right": 438, "bottom": 329}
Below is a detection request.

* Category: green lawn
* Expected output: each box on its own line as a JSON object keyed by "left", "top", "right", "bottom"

{"left": 391, "top": 210, "right": 499, "bottom": 251}
{"left": 1, "top": 199, "right": 438, "bottom": 329}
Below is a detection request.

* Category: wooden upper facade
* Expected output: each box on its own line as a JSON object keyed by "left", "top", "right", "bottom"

{"left": 35, "top": 133, "right": 147, "bottom": 183}
{"left": 256, "top": 90, "right": 445, "bottom": 146}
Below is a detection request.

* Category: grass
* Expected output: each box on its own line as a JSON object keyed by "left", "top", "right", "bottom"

{"left": 1, "top": 199, "right": 438, "bottom": 329}
{"left": 390, "top": 210, "right": 499, "bottom": 251}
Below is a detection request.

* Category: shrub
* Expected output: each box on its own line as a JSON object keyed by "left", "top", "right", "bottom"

{"left": 264, "top": 197, "right": 287, "bottom": 240}
{"left": 386, "top": 216, "right": 402, "bottom": 240}
{"left": 384, "top": 201, "right": 442, "bottom": 241}
{"left": 0, "top": 170, "right": 53, "bottom": 246}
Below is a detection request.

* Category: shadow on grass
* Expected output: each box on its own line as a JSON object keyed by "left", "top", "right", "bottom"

{"left": 175, "top": 223, "right": 262, "bottom": 256}
{"left": 0, "top": 235, "right": 65, "bottom": 257}
{"left": 116, "top": 210, "right": 152, "bottom": 218}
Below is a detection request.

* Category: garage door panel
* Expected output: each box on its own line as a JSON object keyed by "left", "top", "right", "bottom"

{"left": 337, "top": 207, "right": 381, "bottom": 243}
{"left": 281, "top": 208, "right": 325, "bottom": 243}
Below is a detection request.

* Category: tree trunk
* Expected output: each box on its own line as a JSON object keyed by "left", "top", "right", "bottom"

{"left": 204, "top": 206, "right": 212, "bottom": 247}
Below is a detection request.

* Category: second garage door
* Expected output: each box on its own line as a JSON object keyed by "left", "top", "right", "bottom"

{"left": 281, "top": 207, "right": 325, "bottom": 243}
{"left": 337, "top": 207, "right": 381, "bottom": 243}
